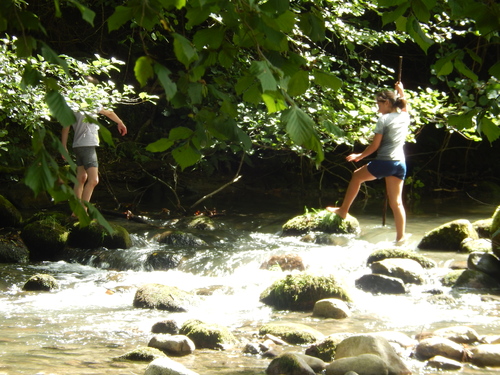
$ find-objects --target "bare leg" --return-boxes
[385,175,406,242]
[326,164,376,218]
[74,166,88,200]
[81,166,99,203]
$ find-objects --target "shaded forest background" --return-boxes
[1,0,499,218]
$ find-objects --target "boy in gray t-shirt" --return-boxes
[61,109,127,213]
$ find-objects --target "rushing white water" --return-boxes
[0,199,499,375]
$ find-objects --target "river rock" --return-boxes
[260,273,352,311]
[473,218,492,238]
[492,206,500,237]
[154,230,207,247]
[355,274,406,294]
[179,319,237,349]
[467,252,500,279]
[414,336,464,361]
[67,221,131,249]
[152,320,180,334]
[0,230,29,263]
[20,219,68,261]
[305,333,351,362]
[148,334,195,355]
[22,273,59,291]
[366,248,436,269]
[326,353,389,375]
[333,334,411,375]
[469,344,500,367]
[433,326,480,344]
[282,209,360,236]
[0,194,23,228]
[418,219,479,251]
[116,346,166,361]
[266,352,316,375]
[145,251,183,271]
[312,298,351,319]
[452,269,500,290]
[461,238,492,253]
[260,254,306,271]
[144,357,199,375]
[425,355,462,370]
[133,283,197,311]
[369,258,425,285]
[259,322,324,345]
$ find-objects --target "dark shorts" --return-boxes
[73,146,98,169]
[367,160,406,180]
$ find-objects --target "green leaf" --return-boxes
[382,3,410,26]
[21,64,43,88]
[287,70,309,97]
[454,58,478,81]
[14,35,37,57]
[172,142,201,170]
[154,63,177,100]
[434,54,456,76]
[489,61,500,80]
[134,56,154,87]
[411,0,431,23]
[313,70,342,91]
[158,0,186,10]
[173,33,198,69]
[107,6,134,32]
[41,43,69,75]
[479,117,500,144]
[67,0,96,26]
[86,204,114,234]
[262,91,287,113]
[448,110,477,131]
[250,61,277,92]
[282,106,324,163]
[46,90,76,126]
[170,126,193,140]
[298,12,325,42]
[146,138,175,152]
[193,27,225,50]
[407,16,434,53]
[24,149,58,196]
[98,123,114,147]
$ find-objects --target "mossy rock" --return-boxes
[133,283,197,312]
[115,347,166,362]
[0,194,23,228]
[366,247,436,269]
[0,230,29,263]
[492,206,500,236]
[282,210,360,236]
[259,273,352,311]
[266,353,319,375]
[305,334,350,362]
[183,216,217,231]
[154,230,207,247]
[67,221,131,249]
[418,219,479,251]
[23,274,59,291]
[452,269,500,291]
[259,322,324,345]
[20,219,69,261]
[179,319,237,349]
[473,218,492,239]
[441,269,465,287]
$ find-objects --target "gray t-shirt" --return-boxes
[72,112,100,148]
[374,111,410,161]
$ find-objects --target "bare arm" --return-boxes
[61,126,70,160]
[346,133,383,162]
[395,81,407,112]
[99,109,127,136]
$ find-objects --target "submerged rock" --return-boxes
[259,322,324,345]
[260,254,306,271]
[282,209,360,236]
[115,346,166,362]
[418,219,478,251]
[133,283,197,312]
[260,273,352,311]
[355,274,406,294]
[154,230,207,247]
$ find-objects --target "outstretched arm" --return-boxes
[99,109,127,136]
[346,133,383,162]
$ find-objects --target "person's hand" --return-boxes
[117,122,127,136]
[346,153,362,162]
[395,81,404,95]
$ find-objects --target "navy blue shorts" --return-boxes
[367,160,406,180]
[74,146,98,169]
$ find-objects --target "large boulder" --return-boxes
[259,322,324,345]
[22,274,59,291]
[0,230,29,263]
[451,269,500,290]
[492,206,500,257]
[332,334,411,375]
[133,283,197,311]
[414,336,465,361]
[467,252,500,279]
[0,194,23,228]
[418,219,479,251]
[67,221,131,249]
[260,273,352,311]
[179,319,237,349]
[326,353,389,375]
[282,210,360,236]
[469,344,500,367]
[433,326,480,345]
[20,219,69,261]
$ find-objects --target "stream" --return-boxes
[0,196,499,375]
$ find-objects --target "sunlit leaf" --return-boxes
[172,142,201,170]
[479,117,500,144]
[287,70,309,97]
[146,138,175,152]
[173,33,198,69]
[46,90,76,126]
[134,56,154,87]
[107,6,134,32]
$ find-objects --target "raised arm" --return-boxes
[394,81,407,112]
[99,109,127,136]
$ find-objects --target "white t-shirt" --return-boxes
[374,111,410,161]
[72,112,100,148]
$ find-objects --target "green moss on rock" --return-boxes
[115,347,166,362]
[259,322,324,345]
[282,210,360,236]
[260,273,352,311]
[418,219,479,251]
[67,221,131,249]
[179,319,237,349]
[20,219,68,261]
[23,274,59,291]
[367,248,436,269]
